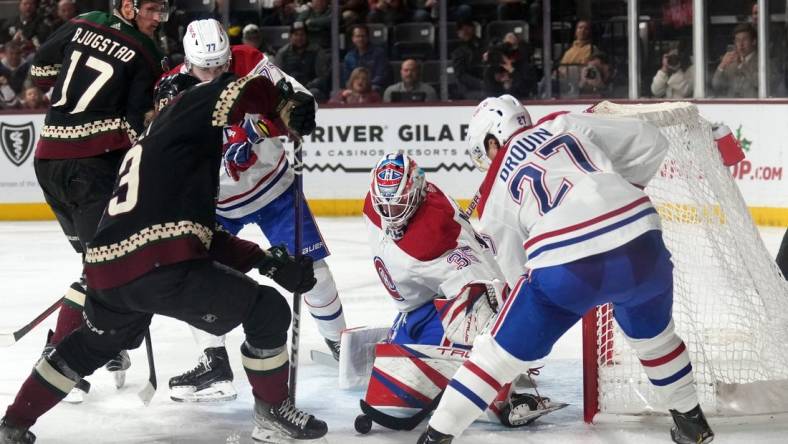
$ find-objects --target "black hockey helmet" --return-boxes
[154,73,199,111]
[114,0,170,22]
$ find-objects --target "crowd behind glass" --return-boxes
[0,0,784,109]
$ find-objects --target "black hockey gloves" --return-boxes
[258,245,317,293]
[275,79,316,137]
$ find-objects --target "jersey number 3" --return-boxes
[108,144,142,216]
[509,134,598,215]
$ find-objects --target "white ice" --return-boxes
[1,219,786,443]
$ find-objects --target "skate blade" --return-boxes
[251,425,328,444]
[507,402,569,426]
[113,370,126,389]
[169,381,237,403]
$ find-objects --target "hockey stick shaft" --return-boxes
[0,297,63,347]
[288,137,304,402]
[359,391,443,431]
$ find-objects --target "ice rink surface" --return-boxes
[0,219,786,443]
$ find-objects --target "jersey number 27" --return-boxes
[508,133,598,215]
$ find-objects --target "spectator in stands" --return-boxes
[559,19,595,65]
[330,66,382,104]
[20,85,48,109]
[49,0,77,30]
[0,41,30,97]
[297,0,331,48]
[577,51,619,97]
[368,0,415,26]
[0,0,52,48]
[712,23,758,98]
[483,32,536,99]
[383,59,437,102]
[0,75,20,109]
[452,19,485,100]
[651,44,694,98]
[261,0,298,27]
[341,0,369,29]
[275,21,330,102]
[242,24,276,57]
[342,24,390,93]
[410,0,471,22]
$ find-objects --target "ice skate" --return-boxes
[0,417,35,444]
[169,347,237,402]
[498,392,568,427]
[62,378,90,404]
[416,426,453,444]
[105,350,131,389]
[669,404,714,444]
[252,397,327,443]
[324,338,340,361]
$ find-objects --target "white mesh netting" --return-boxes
[589,101,788,416]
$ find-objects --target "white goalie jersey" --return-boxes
[477,112,669,279]
[214,54,314,219]
[363,183,506,313]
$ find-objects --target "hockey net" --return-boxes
[582,101,788,422]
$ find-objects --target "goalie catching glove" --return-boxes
[258,245,317,293]
[434,280,506,346]
[275,79,316,137]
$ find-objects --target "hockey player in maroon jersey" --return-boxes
[0,55,327,444]
[28,0,168,400]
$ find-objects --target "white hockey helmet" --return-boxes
[370,152,426,237]
[183,19,231,69]
[467,94,532,171]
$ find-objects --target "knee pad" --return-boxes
[244,286,292,349]
[52,331,115,378]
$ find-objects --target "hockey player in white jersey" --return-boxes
[418,98,714,444]
[360,152,564,430]
[167,19,347,403]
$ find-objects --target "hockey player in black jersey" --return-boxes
[29,0,167,401]
[0,68,325,443]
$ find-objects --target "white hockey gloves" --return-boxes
[435,280,506,346]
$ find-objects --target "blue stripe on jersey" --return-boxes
[310,307,343,321]
[370,369,427,408]
[528,207,658,260]
[218,161,289,212]
[447,379,488,411]
[649,363,693,387]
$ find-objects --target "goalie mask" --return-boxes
[467,94,532,171]
[183,19,232,71]
[370,153,426,239]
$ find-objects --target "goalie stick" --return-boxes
[289,137,305,402]
[358,391,443,431]
[0,297,63,347]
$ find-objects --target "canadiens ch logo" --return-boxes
[0,122,35,167]
[373,256,403,301]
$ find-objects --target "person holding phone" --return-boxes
[712,23,758,97]
[651,43,694,98]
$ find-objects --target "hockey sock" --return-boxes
[429,335,525,437]
[241,342,289,405]
[49,282,86,346]
[5,355,79,428]
[304,262,345,342]
[624,319,699,413]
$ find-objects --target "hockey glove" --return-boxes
[222,124,258,181]
[434,280,505,346]
[275,79,316,137]
[258,245,317,293]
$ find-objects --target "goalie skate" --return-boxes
[251,397,328,443]
[169,347,237,402]
[498,392,568,427]
[105,350,131,389]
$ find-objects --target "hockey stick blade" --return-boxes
[0,297,63,347]
[358,391,443,431]
[310,350,338,368]
[138,329,157,406]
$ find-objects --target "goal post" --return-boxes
[582,101,788,422]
